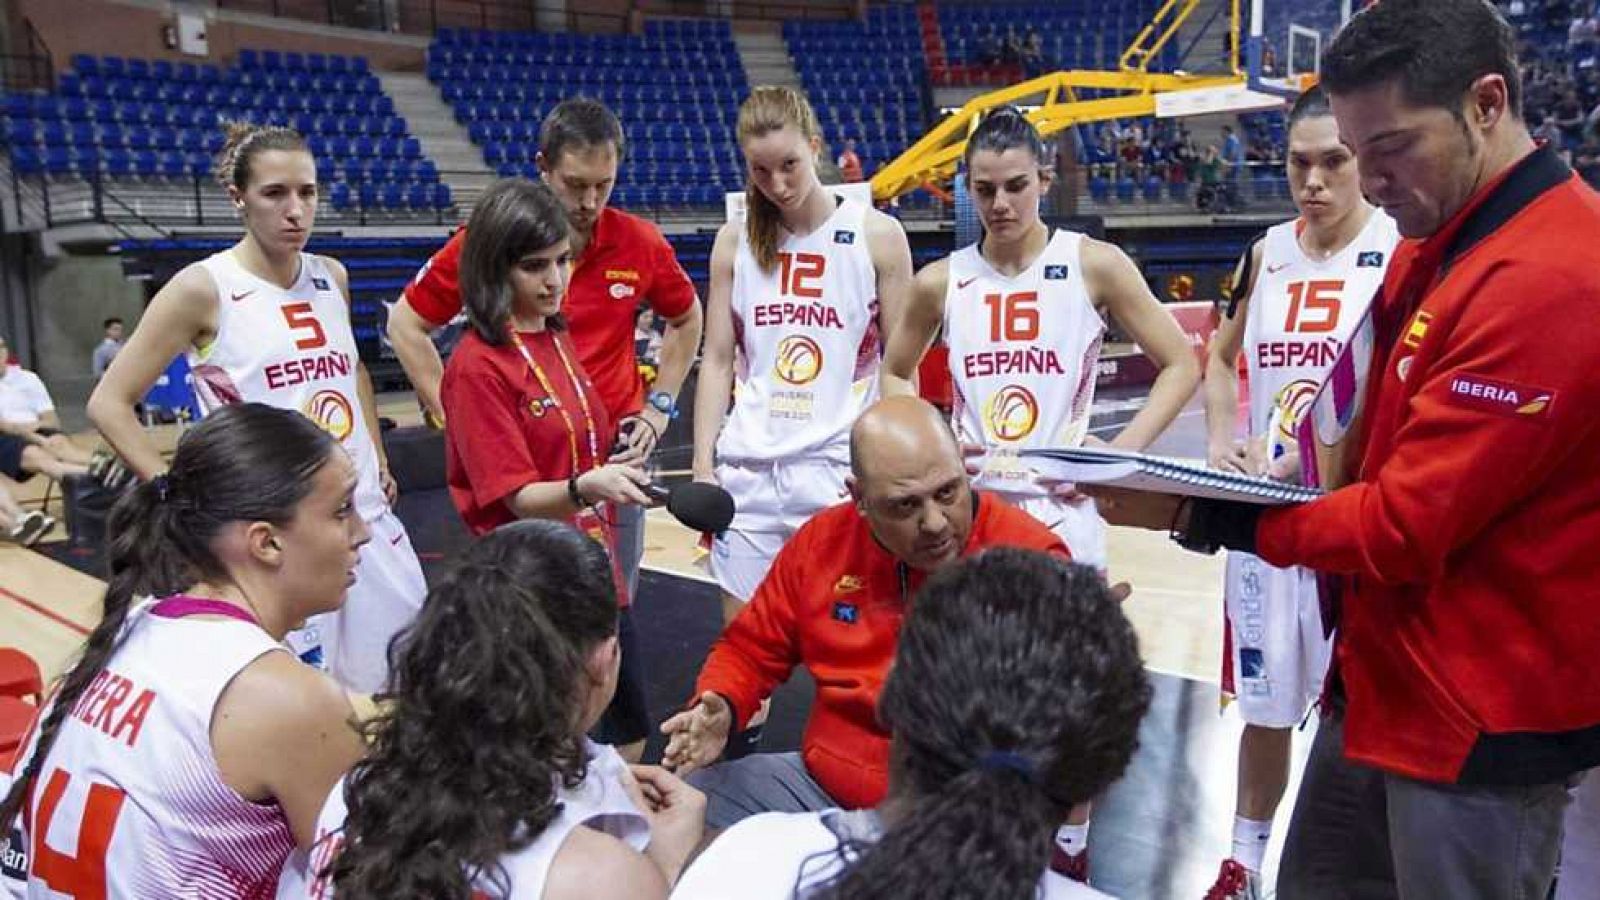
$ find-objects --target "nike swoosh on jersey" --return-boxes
[957,277,978,289]
[1266,263,1289,274]
[231,290,255,302]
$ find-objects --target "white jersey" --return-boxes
[945,230,1104,500]
[1242,211,1400,449]
[278,740,648,898]
[12,598,294,898]
[1224,210,1398,724]
[671,809,1113,900]
[717,199,881,464]
[193,251,386,522]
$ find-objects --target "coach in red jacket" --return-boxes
[1097,3,1600,898]
[659,396,1068,823]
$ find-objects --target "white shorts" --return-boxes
[1006,493,1108,571]
[305,509,428,693]
[709,457,850,602]
[1223,551,1331,728]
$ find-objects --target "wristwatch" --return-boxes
[647,390,677,418]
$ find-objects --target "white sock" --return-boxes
[1054,821,1090,856]
[1231,815,1273,873]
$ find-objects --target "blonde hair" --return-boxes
[737,86,823,273]
[214,121,308,191]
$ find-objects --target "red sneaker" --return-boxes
[1203,859,1262,900]
[1049,844,1089,883]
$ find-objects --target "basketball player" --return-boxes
[673,551,1148,900]
[277,522,704,899]
[1198,86,1398,900]
[692,87,912,687]
[88,123,427,694]
[881,106,1199,572]
[876,108,1193,879]
[0,404,368,895]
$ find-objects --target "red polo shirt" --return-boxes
[693,493,1069,808]
[404,208,698,420]
[440,326,628,603]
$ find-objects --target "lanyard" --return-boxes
[509,328,601,474]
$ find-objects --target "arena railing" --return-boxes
[0,19,55,93]
[210,0,851,37]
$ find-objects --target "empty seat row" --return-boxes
[428,46,740,68]
[329,181,451,212]
[235,49,371,73]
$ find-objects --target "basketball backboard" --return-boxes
[1246,0,1358,99]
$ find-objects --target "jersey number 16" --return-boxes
[983,291,1041,342]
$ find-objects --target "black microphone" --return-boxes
[643,481,736,533]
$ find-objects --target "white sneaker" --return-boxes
[6,510,54,547]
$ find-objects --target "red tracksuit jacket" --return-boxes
[694,493,1067,808]
[1258,144,1600,784]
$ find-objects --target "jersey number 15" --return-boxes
[1283,280,1344,334]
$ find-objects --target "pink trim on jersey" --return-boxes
[149,596,260,626]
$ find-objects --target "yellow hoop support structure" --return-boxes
[868,0,1252,202]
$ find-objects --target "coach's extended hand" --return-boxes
[659,691,733,776]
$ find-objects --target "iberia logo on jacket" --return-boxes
[1445,373,1555,419]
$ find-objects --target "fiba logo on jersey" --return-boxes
[303,389,355,442]
[774,335,824,386]
[986,385,1040,442]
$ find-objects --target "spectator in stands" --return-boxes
[1221,124,1245,198]
[671,550,1150,900]
[1001,25,1023,66]
[1021,28,1046,79]
[837,137,865,183]
[0,330,96,479]
[1569,7,1598,49]
[0,473,51,547]
[1576,137,1600,186]
[975,26,1001,66]
[91,316,124,378]
[1555,89,1587,145]
[1196,144,1225,211]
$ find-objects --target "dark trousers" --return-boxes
[1278,712,1574,900]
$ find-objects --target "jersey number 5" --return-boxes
[983,291,1041,342]
[1283,280,1344,334]
[777,252,826,299]
[30,768,127,900]
[281,302,329,350]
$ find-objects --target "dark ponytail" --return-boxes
[0,403,337,829]
[808,549,1152,900]
[964,105,1052,170]
[329,520,619,899]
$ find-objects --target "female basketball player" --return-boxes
[1198,86,1398,900]
[440,177,656,763]
[671,549,1150,899]
[87,123,426,694]
[881,107,1200,572]
[279,521,705,899]
[692,86,914,623]
[0,404,368,895]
